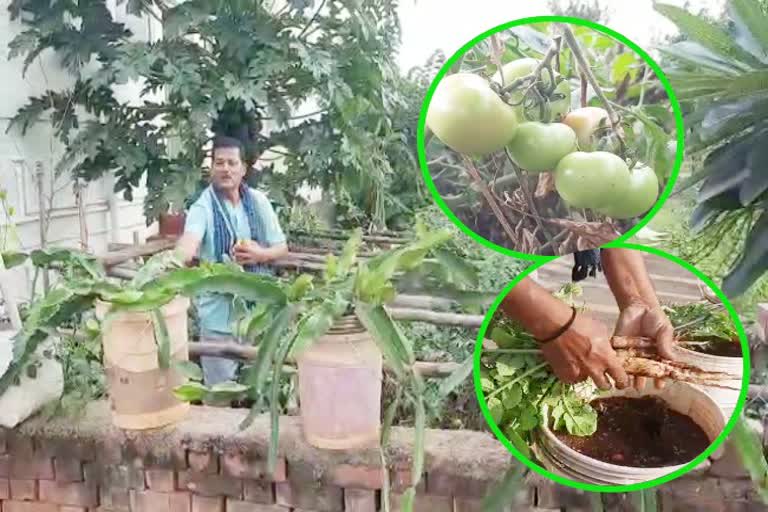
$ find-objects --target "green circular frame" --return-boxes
[472,242,751,493]
[417,16,685,262]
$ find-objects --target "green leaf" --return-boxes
[411,395,425,487]
[208,381,249,400]
[438,355,473,397]
[151,310,171,370]
[183,273,286,305]
[496,355,525,377]
[338,228,363,277]
[502,384,522,409]
[611,52,639,83]
[481,465,526,512]
[287,274,314,301]
[173,382,208,402]
[355,303,413,379]
[654,4,761,68]
[290,294,347,357]
[488,397,504,425]
[0,251,27,269]
[730,0,768,59]
[433,249,478,287]
[730,417,768,502]
[518,405,538,431]
[173,360,203,382]
[630,489,658,512]
[723,211,768,296]
[247,304,298,397]
[324,254,339,282]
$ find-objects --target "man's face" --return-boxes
[211,146,245,190]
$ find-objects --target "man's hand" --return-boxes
[614,302,675,390]
[541,313,629,390]
[232,240,271,265]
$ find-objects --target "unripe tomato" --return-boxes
[596,165,659,219]
[426,73,519,156]
[562,107,610,149]
[554,151,630,209]
[506,122,577,173]
[496,58,572,121]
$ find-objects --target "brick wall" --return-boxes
[0,401,763,512]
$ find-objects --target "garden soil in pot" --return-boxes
[553,396,710,467]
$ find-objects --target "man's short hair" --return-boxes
[212,136,244,161]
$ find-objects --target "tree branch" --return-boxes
[298,0,328,39]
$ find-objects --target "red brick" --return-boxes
[146,469,176,492]
[0,454,9,477]
[0,477,9,499]
[2,502,57,512]
[59,507,88,512]
[226,500,283,512]
[192,495,224,512]
[130,489,190,512]
[659,477,724,512]
[38,480,98,506]
[54,458,83,482]
[344,488,376,512]
[389,492,453,512]
[9,480,36,501]
[6,436,32,458]
[718,479,751,500]
[332,465,384,490]
[243,479,273,503]
[9,453,54,480]
[389,468,425,494]
[84,463,144,489]
[221,452,285,482]
[99,487,130,511]
[535,481,591,509]
[274,481,291,507]
[283,463,343,512]
[188,451,218,474]
[427,472,488,499]
[171,491,192,512]
[177,471,242,498]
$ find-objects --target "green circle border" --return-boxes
[417,16,685,262]
[472,242,751,493]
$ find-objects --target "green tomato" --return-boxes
[554,151,630,209]
[506,122,577,173]
[596,165,659,219]
[496,58,572,122]
[426,73,519,156]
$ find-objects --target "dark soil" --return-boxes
[686,338,743,358]
[553,396,710,467]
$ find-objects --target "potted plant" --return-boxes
[0,248,282,430]
[173,225,478,506]
[480,295,739,486]
[156,168,201,238]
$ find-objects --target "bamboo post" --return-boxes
[35,161,49,292]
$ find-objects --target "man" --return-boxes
[500,248,676,391]
[175,136,289,386]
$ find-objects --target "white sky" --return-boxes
[397,0,725,72]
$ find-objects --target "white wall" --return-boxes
[0,0,163,303]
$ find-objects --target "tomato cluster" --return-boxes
[425,58,661,220]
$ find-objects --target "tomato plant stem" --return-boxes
[460,155,520,246]
[558,23,627,154]
[504,149,558,254]
[500,36,562,94]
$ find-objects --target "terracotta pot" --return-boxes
[297,314,382,449]
[159,212,186,237]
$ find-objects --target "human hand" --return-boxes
[614,302,676,390]
[232,239,269,265]
[541,313,629,390]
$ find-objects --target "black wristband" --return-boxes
[536,306,577,343]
